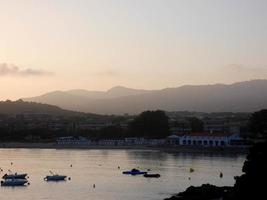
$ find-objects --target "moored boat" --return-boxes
[44,171,67,181]
[144,173,161,178]
[1,178,28,186]
[2,173,28,180]
[44,175,67,181]
[122,168,147,175]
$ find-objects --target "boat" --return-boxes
[143,173,161,178]
[1,178,28,186]
[44,171,67,181]
[2,172,28,180]
[44,175,67,181]
[122,168,147,175]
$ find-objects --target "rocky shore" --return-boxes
[164,184,233,200]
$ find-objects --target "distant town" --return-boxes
[0,101,254,150]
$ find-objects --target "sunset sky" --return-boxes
[0,0,267,100]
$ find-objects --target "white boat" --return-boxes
[1,179,28,186]
[44,171,67,181]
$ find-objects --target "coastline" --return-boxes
[0,142,249,154]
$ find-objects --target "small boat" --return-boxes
[143,173,161,178]
[1,178,28,186]
[44,171,67,181]
[122,168,147,175]
[2,172,28,180]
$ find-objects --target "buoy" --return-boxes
[70,164,72,167]
[11,162,13,165]
[190,168,194,173]
[93,184,96,188]
[188,177,191,180]
[118,166,120,169]
[220,172,223,178]
[68,177,71,180]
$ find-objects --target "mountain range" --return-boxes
[23,80,267,114]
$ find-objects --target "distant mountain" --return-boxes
[0,99,89,116]
[66,86,151,99]
[23,80,267,114]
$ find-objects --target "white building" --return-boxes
[98,139,125,146]
[167,133,241,147]
[57,136,91,146]
[166,134,180,145]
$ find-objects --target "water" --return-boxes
[0,148,246,200]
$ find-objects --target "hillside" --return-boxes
[23,80,267,114]
[0,99,89,116]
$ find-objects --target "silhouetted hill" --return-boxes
[23,80,267,114]
[0,99,89,116]
[66,86,150,99]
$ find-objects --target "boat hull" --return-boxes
[44,175,67,181]
[144,174,161,178]
[122,171,147,175]
[1,179,28,186]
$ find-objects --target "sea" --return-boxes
[0,148,246,200]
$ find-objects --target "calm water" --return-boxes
[0,149,245,200]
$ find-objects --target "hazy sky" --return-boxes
[0,0,267,100]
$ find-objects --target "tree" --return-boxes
[186,117,204,132]
[249,109,267,138]
[129,110,169,138]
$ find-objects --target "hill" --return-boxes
[23,80,267,114]
[0,99,90,116]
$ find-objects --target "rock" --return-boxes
[164,184,233,200]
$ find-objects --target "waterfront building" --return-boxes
[166,134,180,145]
[57,136,91,146]
[167,132,242,147]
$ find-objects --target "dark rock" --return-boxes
[164,184,233,200]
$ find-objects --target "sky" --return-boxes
[0,0,267,100]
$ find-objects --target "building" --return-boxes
[179,133,240,147]
[167,132,241,147]
[166,134,180,145]
[57,136,91,146]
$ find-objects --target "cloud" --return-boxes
[0,63,53,77]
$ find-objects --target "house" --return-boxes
[178,132,240,147]
[57,136,91,146]
[166,132,242,147]
[166,134,180,145]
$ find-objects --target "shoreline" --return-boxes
[0,142,249,154]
